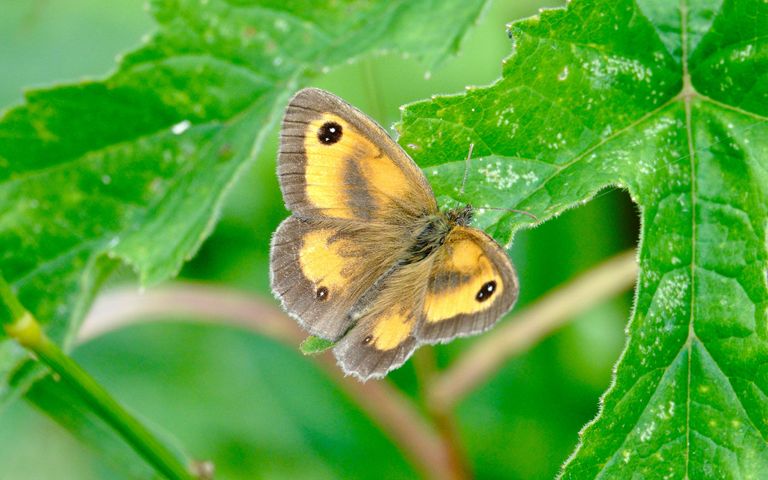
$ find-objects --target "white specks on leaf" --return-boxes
[171,120,191,135]
[558,66,569,80]
[101,175,112,185]
[657,271,688,313]
[639,420,656,442]
[642,268,660,288]
[548,132,567,150]
[656,400,675,420]
[730,44,754,62]
[643,116,676,137]
[478,160,518,189]
[638,159,656,175]
[583,55,652,86]
[495,106,517,132]
[613,149,630,164]
[522,171,539,185]
[646,270,689,334]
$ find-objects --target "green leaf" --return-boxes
[0,0,489,403]
[24,375,185,480]
[399,0,768,477]
[300,336,336,355]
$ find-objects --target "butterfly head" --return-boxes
[446,204,474,227]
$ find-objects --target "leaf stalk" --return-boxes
[0,276,194,480]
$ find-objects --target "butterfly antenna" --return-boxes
[459,143,474,197]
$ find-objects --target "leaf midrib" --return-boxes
[566,0,768,476]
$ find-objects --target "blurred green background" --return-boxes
[0,0,639,478]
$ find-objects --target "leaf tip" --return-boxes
[299,336,335,355]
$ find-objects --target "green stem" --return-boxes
[0,277,193,480]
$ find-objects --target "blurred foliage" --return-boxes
[0,0,492,404]
[0,0,640,479]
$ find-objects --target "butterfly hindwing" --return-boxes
[278,88,437,222]
[416,226,519,343]
[270,216,402,341]
[333,261,432,380]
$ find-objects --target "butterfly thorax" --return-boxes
[404,205,473,265]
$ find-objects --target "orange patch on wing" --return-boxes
[303,114,355,219]
[424,239,504,323]
[358,152,412,209]
[299,229,352,294]
[303,113,412,219]
[372,308,415,350]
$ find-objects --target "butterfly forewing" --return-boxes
[278,88,437,223]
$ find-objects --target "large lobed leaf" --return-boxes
[0,0,487,402]
[400,0,768,477]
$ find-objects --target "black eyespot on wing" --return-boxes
[316,286,329,301]
[475,280,496,302]
[318,121,343,144]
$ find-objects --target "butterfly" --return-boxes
[270,88,519,381]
